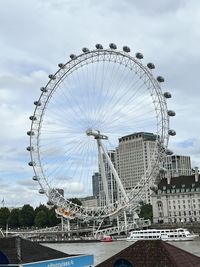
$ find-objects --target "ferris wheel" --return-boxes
[27,43,176,219]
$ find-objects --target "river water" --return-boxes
[44,239,200,266]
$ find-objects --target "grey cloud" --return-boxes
[0,0,199,207]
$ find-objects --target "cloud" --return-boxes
[0,0,200,207]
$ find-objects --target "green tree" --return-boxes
[8,208,20,228]
[19,204,34,227]
[48,207,60,227]
[0,207,10,229]
[35,204,49,216]
[35,210,49,227]
[139,204,153,221]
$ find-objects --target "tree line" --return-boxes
[0,204,60,229]
[0,201,153,230]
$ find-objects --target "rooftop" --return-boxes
[0,236,74,264]
[96,240,200,267]
[158,175,200,190]
[119,132,157,142]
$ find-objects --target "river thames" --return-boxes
[45,239,200,266]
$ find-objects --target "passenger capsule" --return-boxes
[49,74,56,80]
[58,63,65,68]
[163,92,172,98]
[47,200,54,206]
[147,63,155,69]
[167,110,176,116]
[32,176,38,181]
[166,149,173,155]
[28,161,36,166]
[168,129,176,136]
[27,131,34,136]
[69,54,76,59]
[40,87,48,93]
[39,188,45,194]
[123,46,131,53]
[95,44,103,49]
[109,43,117,49]
[29,115,37,121]
[26,146,34,151]
[82,47,90,53]
[157,76,165,82]
[34,101,41,106]
[135,52,143,59]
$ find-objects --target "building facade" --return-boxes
[98,150,118,207]
[79,196,98,207]
[92,172,100,198]
[164,155,192,177]
[116,132,158,203]
[152,174,200,223]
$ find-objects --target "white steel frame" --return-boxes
[28,46,171,219]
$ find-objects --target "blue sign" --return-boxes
[22,255,94,267]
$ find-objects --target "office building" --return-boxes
[92,172,100,197]
[116,132,158,203]
[98,150,118,207]
[164,155,192,177]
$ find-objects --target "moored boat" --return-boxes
[100,235,113,242]
[127,228,199,242]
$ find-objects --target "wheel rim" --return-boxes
[28,47,170,219]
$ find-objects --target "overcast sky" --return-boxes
[0,0,200,207]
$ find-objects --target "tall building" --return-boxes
[164,155,192,177]
[92,172,100,197]
[116,132,158,203]
[98,150,118,207]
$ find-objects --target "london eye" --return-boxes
[27,43,175,219]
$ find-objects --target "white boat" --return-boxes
[126,228,199,242]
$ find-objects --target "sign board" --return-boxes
[22,255,94,267]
